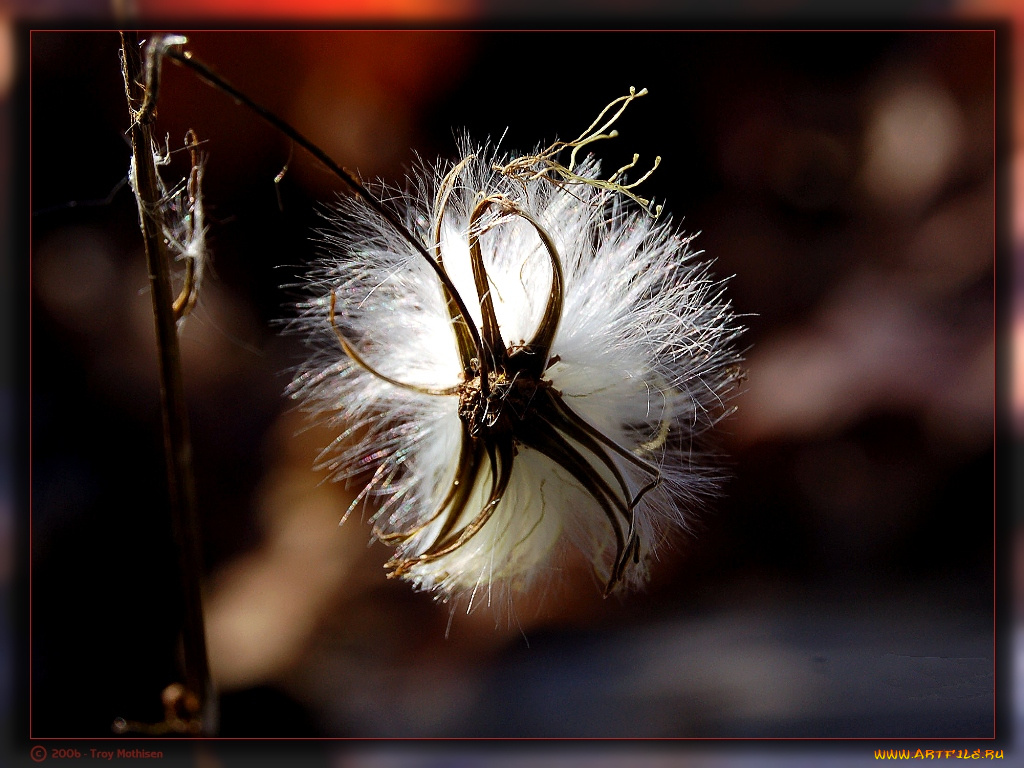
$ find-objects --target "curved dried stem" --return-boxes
[375,423,483,545]
[390,437,515,572]
[466,197,511,381]
[329,293,460,397]
[505,206,565,377]
[431,155,478,370]
[151,35,485,366]
[516,423,631,595]
[171,130,205,322]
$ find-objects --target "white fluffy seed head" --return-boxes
[288,135,744,613]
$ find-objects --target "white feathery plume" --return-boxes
[288,88,744,610]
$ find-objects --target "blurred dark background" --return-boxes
[29,30,994,739]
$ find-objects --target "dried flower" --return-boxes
[289,90,744,610]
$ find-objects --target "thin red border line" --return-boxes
[24,28,999,745]
[992,24,998,742]
[24,24,995,745]
[28,27,34,742]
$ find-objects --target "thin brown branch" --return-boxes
[119,30,214,735]
[154,37,486,368]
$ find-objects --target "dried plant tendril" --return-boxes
[493,87,664,218]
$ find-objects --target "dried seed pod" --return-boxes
[288,92,745,611]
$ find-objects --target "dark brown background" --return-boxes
[29,30,995,740]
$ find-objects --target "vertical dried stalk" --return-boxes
[119,31,213,734]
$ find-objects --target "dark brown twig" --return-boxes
[118,30,214,735]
